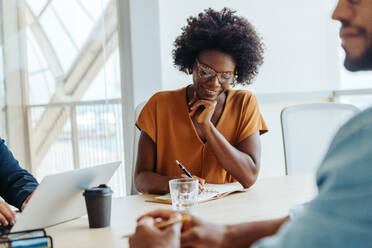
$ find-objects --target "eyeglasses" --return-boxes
[195,59,236,86]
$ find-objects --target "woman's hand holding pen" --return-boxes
[180,174,206,191]
[176,160,205,191]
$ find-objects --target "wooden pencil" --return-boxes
[121,215,191,239]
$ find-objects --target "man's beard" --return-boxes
[344,46,372,72]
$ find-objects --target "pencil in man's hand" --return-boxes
[154,214,191,229]
[121,215,192,239]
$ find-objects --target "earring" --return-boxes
[232,75,238,87]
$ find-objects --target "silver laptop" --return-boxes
[11,161,120,232]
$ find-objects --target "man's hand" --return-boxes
[130,210,182,248]
[0,200,16,226]
[181,215,228,248]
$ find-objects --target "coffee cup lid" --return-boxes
[83,184,113,197]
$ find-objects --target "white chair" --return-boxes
[281,103,360,175]
[129,101,146,195]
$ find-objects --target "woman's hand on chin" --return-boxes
[189,90,216,126]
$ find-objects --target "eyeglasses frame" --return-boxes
[195,58,237,86]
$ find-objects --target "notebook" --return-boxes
[146,182,244,204]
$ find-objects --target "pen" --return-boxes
[175,160,192,178]
[121,215,191,239]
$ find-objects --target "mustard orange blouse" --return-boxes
[136,87,268,184]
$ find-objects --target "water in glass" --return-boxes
[169,178,198,213]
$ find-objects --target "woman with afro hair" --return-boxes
[134,8,267,194]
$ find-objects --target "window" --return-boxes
[2,0,125,196]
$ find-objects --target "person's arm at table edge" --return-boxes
[0,138,38,210]
[201,122,261,188]
[134,132,177,194]
[222,216,289,248]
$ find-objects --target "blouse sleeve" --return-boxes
[135,94,158,143]
[236,94,268,144]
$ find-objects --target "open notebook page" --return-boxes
[154,182,244,203]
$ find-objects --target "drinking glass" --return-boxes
[169,178,198,213]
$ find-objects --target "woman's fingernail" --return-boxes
[4,221,8,226]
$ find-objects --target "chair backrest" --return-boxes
[129,101,146,195]
[281,103,360,175]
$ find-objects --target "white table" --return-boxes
[47,173,317,248]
